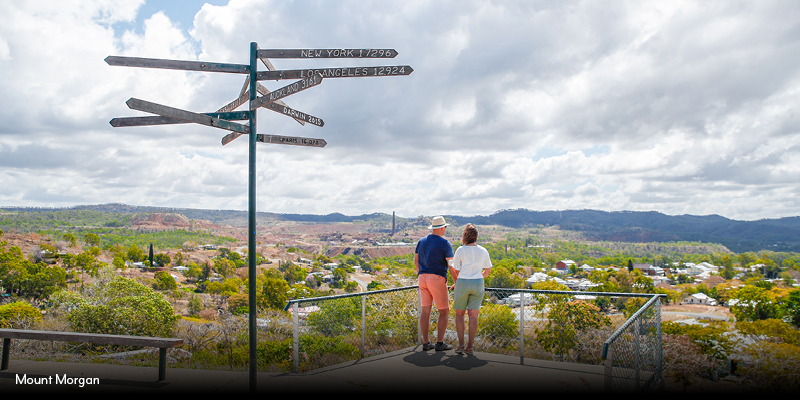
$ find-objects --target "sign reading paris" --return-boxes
[257,134,326,148]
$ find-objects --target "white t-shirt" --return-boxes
[452,244,492,280]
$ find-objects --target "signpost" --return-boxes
[107,43,412,393]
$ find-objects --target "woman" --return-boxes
[449,223,492,354]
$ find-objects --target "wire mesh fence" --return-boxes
[284,286,419,372]
[601,294,664,392]
[284,286,663,392]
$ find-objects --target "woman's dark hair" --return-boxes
[461,223,478,245]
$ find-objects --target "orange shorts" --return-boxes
[418,274,449,310]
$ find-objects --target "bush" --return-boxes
[478,303,518,345]
[153,271,177,291]
[739,342,800,392]
[535,300,611,358]
[662,321,733,362]
[66,276,179,337]
[0,301,42,328]
[736,319,800,346]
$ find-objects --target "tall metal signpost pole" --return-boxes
[107,42,412,392]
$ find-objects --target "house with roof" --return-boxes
[687,263,714,276]
[556,260,576,269]
[633,263,666,276]
[683,292,718,306]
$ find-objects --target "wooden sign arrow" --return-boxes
[110,111,249,127]
[249,73,323,110]
[257,65,414,81]
[258,49,398,59]
[220,79,325,146]
[257,134,326,148]
[261,103,324,127]
[106,56,249,74]
[126,98,250,134]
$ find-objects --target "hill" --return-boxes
[445,209,800,253]
[2,204,799,253]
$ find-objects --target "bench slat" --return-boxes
[0,329,183,348]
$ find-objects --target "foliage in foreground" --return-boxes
[52,275,179,338]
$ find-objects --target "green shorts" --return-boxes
[453,278,485,310]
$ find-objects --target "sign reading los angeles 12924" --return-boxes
[257,65,413,81]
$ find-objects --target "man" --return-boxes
[415,215,455,351]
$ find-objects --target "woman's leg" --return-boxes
[467,309,479,349]
[455,309,466,346]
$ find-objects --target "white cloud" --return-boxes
[1,0,800,221]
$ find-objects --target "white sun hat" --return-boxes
[428,216,450,229]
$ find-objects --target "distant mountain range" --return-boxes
[3,204,799,253]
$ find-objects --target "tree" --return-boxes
[63,233,77,248]
[535,300,612,359]
[154,253,171,268]
[260,276,290,310]
[784,289,800,329]
[66,276,179,337]
[126,244,144,262]
[83,233,101,248]
[148,243,154,269]
[486,265,524,288]
[153,271,177,291]
[214,258,235,278]
[729,285,782,321]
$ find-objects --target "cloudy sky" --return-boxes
[1,0,800,221]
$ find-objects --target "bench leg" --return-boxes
[158,348,166,381]
[2,338,9,370]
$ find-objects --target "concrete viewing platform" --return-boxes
[0,345,608,394]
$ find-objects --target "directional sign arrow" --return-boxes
[110,111,250,127]
[249,73,323,110]
[257,134,326,148]
[261,103,324,127]
[106,56,249,74]
[220,81,325,146]
[126,98,250,134]
[257,65,414,81]
[257,49,398,59]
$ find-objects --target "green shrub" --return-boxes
[67,276,179,337]
[0,301,42,328]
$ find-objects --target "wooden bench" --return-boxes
[0,329,184,381]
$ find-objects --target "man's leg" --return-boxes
[437,307,449,343]
[420,305,432,344]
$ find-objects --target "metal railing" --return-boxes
[283,286,664,392]
[283,286,419,373]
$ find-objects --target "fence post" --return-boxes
[292,302,299,373]
[519,294,525,364]
[361,295,366,359]
[417,288,422,345]
[604,347,613,392]
[635,316,641,390]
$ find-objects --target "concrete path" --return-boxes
[0,346,605,394]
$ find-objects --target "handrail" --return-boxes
[283,285,418,311]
